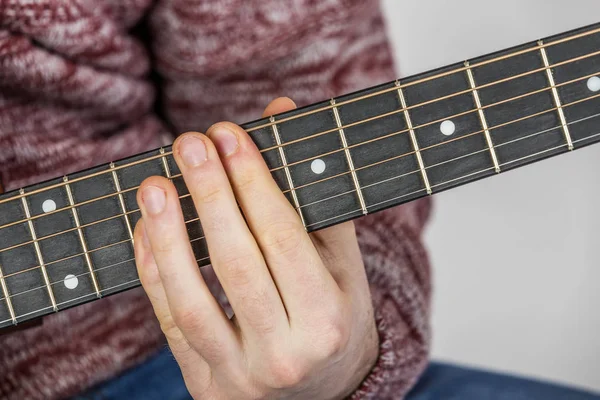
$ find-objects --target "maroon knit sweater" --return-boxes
[0,1,432,399]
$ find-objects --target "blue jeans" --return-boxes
[74,347,600,400]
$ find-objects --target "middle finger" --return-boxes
[173,131,289,341]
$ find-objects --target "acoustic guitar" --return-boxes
[0,22,599,331]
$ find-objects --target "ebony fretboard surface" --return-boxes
[1,22,600,329]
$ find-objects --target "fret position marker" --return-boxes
[64,274,79,290]
[42,199,57,213]
[64,176,101,298]
[464,61,501,173]
[538,40,574,151]
[331,99,369,215]
[440,120,456,136]
[20,189,58,312]
[270,116,307,228]
[395,82,433,195]
[311,159,326,175]
[588,76,600,92]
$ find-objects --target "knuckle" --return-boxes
[260,221,305,259]
[317,319,349,358]
[173,307,204,335]
[159,314,184,344]
[137,258,161,287]
[312,300,350,358]
[264,354,309,389]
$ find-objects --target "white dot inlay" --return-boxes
[42,199,57,213]
[64,274,79,290]
[440,120,456,136]
[587,76,600,92]
[311,159,326,174]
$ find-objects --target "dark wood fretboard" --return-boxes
[1,22,600,330]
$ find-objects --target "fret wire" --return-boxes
[19,189,58,312]
[160,147,172,179]
[63,176,101,298]
[0,263,16,324]
[110,162,135,243]
[464,61,501,173]
[538,40,575,151]
[331,99,368,215]
[0,108,600,298]
[1,46,599,212]
[270,116,307,228]
[246,26,600,133]
[395,81,433,194]
[1,88,599,261]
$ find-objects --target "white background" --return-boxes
[381,0,600,392]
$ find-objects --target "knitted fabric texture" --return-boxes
[0,1,432,398]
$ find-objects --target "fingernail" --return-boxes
[211,126,239,156]
[180,135,208,167]
[142,186,166,216]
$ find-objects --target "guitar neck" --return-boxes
[1,22,599,330]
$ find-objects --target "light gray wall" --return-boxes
[381,0,600,392]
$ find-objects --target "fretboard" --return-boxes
[1,22,600,330]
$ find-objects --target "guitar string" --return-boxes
[0,64,598,238]
[2,110,600,308]
[4,128,600,323]
[0,27,598,208]
[0,87,599,259]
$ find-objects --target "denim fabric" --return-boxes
[74,347,600,400]
[406,363,599,400]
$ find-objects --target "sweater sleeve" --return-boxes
[350,200,433,399]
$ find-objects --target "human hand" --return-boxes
[134,98,378,399]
